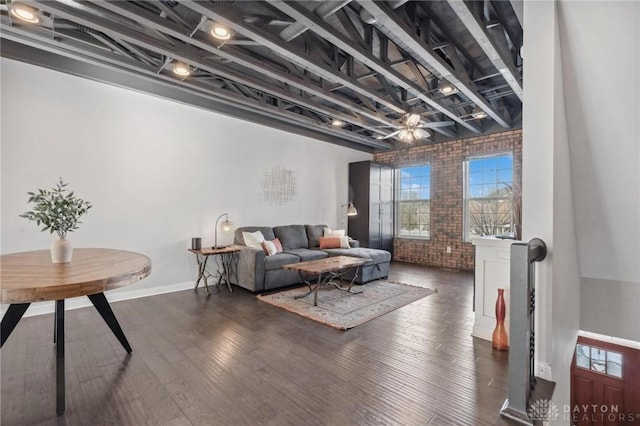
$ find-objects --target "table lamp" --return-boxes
[213,213,234,249]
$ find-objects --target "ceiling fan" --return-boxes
[379,113,455,143]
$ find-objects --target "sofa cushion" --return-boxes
[283,248,328,262]
[323,247,391,264]
[305,224,327,248]
[273,225,309,250]
[264,253,300,271]
[234,226,275,245]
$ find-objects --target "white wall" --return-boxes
[557,1,640,342]
[0,58,371,311]
[524,1,640,421]
[523,0,582,419]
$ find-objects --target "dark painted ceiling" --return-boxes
[1,1,523,152]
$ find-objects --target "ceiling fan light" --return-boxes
[398,129,415,143]
[172,62,191,76]
[10,3,41,23]
[211,23,231,40]
[405,113,421,127]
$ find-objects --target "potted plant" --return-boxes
[20,178,92,263]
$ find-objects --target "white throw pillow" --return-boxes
[323,227,346,237]
[243,231,265,249]
[339,236,350,248]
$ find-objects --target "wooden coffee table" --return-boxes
[282,255,369,306]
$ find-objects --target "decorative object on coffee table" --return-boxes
[19,178,92,263]
[492,288,509,351]
[213,212,234,249]
[257,280,436,330]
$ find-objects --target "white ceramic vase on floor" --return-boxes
[51,236,73,263]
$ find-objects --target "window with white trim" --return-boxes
[396,164,431,238]
[464,154,514,241]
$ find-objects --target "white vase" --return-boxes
[51,236,73,263]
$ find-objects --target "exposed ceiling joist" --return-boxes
[63,1,396,134]
[279,0,351,42]
[268,0,481,134]
[356,0,512,128]
[1,0,523,150]
[180,0,407,115]
[22,1,390,148]
[0,27,388,151]
[446,0,523,101]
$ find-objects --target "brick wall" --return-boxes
[373,129,522,270]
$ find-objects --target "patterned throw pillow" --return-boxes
[261,238,283,256]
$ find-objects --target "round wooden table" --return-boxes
[0,248,152,414]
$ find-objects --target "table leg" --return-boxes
[195,254,212,295]
[54,301,58,343]
[87,293,132,353]
[55,299,65,415]
[0,303,31,348]
[314,272,323,306]
[221,253,233,293]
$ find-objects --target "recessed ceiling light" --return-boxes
[471,107,488,119]
[10,3,41,24]
[211,23,231,40]
[375,135,385,140]
[172,62,191,76]
[331,119,344,127]
[438,80,458,96]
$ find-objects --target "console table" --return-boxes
[0,248,151,414]
[189,245,241,294]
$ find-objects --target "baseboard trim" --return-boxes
[0,281,194,318]
[536,361,553,381]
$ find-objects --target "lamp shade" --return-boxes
[347,202,358,216]
[214,213,234,248]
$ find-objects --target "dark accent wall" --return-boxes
[373,129,522,270]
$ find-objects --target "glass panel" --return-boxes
[469,184,484,198]
[591,347,606,373]
[576,344,590,369]
[606,351,623,378]
[497,169,513,184]
[469,171,483,185]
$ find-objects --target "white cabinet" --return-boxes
[472,236,518,341]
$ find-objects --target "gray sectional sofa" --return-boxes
[229,224,391,293]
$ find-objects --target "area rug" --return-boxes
[257,280,436,330]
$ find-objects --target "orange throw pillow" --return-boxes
[319,237,342,249]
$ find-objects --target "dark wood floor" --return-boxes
[1,262,513,426]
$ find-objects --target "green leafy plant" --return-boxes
[20,178,92,239]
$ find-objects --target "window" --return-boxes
[575,343,623,378]
[396,164,431,238]
[464,154,514,241]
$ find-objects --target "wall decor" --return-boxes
[259,167,296,204]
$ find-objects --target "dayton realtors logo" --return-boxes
[528,399,639,423]
[528,399,560,422]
